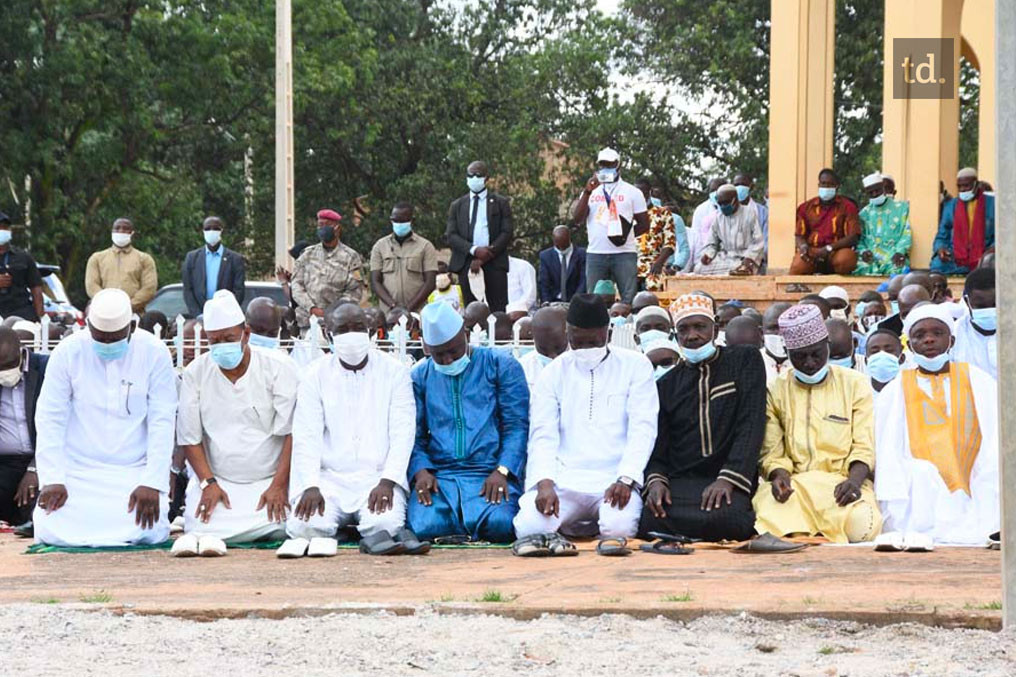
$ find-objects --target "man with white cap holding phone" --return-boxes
[854,171,911,276]
[572,147,649,305]
[33,288,178,547]
[172,290,298,557]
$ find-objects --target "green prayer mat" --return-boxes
[24,540,509,554]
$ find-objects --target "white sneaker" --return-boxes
[170,516,185,534]
[903,532,934,552]
[307,537,338,557]
[197,535,228,557]
[171,534,199,557]
[873,532,905,552]
[276,538,309,559]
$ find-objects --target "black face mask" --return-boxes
[317,225,336,243]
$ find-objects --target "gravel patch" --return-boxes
[0,605,1012,676]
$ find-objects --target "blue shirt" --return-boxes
[668,213,691,269]
[204,246,223,301]
[469,189,489,252]
[408,347,529,481]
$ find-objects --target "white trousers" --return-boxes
[513,486,643,539]
[183,475,287,544]
[286,472,406,539]
[34,465,169,547]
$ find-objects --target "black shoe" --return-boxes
[392,528,431,555]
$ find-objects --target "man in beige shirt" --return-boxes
[85,218,158,314]
[369,202,438,313]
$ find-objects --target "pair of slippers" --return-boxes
[512,533,578,557]
[171,534,228,557]
[360,528,431,555]
[874,531,934,552]
[277,537,339,558]
[639,532,698,555]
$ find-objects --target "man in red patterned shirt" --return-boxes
[790,168,861,275]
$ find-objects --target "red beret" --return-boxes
[316,209,342,222]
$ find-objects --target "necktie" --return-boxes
[470,195,479,232]
[559,252,568,300]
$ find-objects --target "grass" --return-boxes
[32,596,60,604]
[801,596,820,606]
[818,645,857,656]
[598,596,622,604]
[661,590,694,603]
[965,600,1003,611]
[477,589,516,603]
[78,590,113,604]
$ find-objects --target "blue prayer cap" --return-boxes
[421,301,464,346]
[593,279,617,295]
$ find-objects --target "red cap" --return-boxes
[316,209,342,222]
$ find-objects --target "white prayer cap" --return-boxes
[862,172,883,188]
[903,302,955,337]
[506,300,529,315]
[202,289,245,332]
[597,147,620,163]
[819,285,849,303]
[634,305,672,326]
[88,288,132,332]
[642,336,681,357]
[422,301,464,346]
[12,320,39,338]
[957,167,978,179]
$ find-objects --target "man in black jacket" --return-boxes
[0,327,47,528]
[445,161,513,312]
[181,216,246,318]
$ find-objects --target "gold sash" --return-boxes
[902,363,981,495]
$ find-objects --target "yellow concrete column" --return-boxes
[766,0,835,274]
[961,0,995,185]
[881,0,963,270]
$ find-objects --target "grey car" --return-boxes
[145,281,288,320]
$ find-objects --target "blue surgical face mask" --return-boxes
[970,306,997,332]
[829,355,854,369]
[913,351,950,372]
[210,341,245,370]
[248,332,280,350]
[650,197,663,208]
[610,316,627,327]
[818,187,837,202]
[93,336,130,362]
[516,346,534,357]
[891,300,900,316]
[654,365,674,381]
[855,301,868,320]
[536,352,554,367]
[0,230,12,246]
[735,185,750,202]
[596,167,618,184]
[434,352,470,377]
[794,364,830,385]
[869,194,888,207]
[317,225,336,243]
[708,191,718,206]
[467,176,486,193]
[392,221,412,238]
[638,329,671,351]
[719,202,736,216]
[681,341,716,364]
[959,190,976,202]
[866,351,902,384]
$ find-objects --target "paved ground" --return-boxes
[0,534,1003,628]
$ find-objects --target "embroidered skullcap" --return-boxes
[903,301,955,338]
[88,289,132,332]
[778,304,828,349]
[421,301,464,346]
[670,293,715,324]
[862,172,883,188]
[203,290,245,332]
[567,294,609,329]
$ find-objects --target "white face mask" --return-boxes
[763,333,787,359]
[332,331,371,366]
[572,345,607,368]
[112,232,132,248]
[0,366,21,388]
[830,308,849,322]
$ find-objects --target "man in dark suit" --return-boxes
[445,160,513,312]
[181,216,246,318]
[538,225,586,304]
[0,327,47,528]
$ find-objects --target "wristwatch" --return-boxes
[200,477,218,490]
[496,465,510,478]
[617,476,635,488]
[26,465,36,473]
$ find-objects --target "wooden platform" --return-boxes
[654,275,965,309]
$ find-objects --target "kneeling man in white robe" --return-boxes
[279,301,420,558]
[875,302,999,545]
[34,289,178,547]
[173,290,299,556]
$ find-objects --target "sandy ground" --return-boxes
[0,606,1012,676]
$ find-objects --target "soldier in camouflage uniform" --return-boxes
[290,209,365,329]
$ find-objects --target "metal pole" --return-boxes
[995,0,1016,630]
[274,0,295,270]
